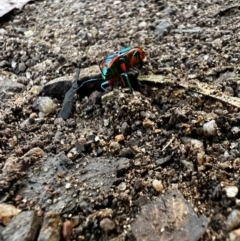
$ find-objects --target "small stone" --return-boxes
[134,179,144,192]
[24,30,34,37]
[143,118,155,129]
[76,137,87,152]
[0,60,9,67]
[63,220,73,240]
[0,28,7,35]
[118,182,127,191]
[219,161,231,170]
[38,97,57,116]
[198,165,205,172]
[23,147,45,162]
[65,183,72,190]
[115,134,124,142]
[57,55,66,64]
[2,211,41,241]
[233,158,240,170]
[30,112,38,119]
[225,186,239,198]
[16,148,24,156]
[154,129,162,134]
[0,204,21,225]
[97,147,103,156]
[99,218,116,234]
[104,119,109,127]
[121,122,130,135]
[203,120,218,136]
[37,211,61,241]
[224,86,234,96]
[20,55,28,62]
[231,127,240,136]
[30,85,42,96]
[181,138,205,152]
[119,148,134,158]
[0,76,25,94]
[137,130,142,137]
[229,228,240,241]
[3,156,21,172]
[8,136,18,147]
[138,21,148,29]
[152,179,163,192]
[156,155,172,166]
[40,77,72,98]
[18,62,27,72]
[109,141,120,154]
[83,17,93,25]
[227,209,240,231]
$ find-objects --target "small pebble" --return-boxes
[109,141,120,154]
[63,220,73,239]
[38,97,57,116]
[138,21,147,29]
[100,218,116,234]
[115,134,124,142]
[227,209,240,231]
[203,120,217,136]
[18,62,26,72]
[143,118,154,129]
[225,186,239,198]
[118,182,127,191]
[229,228,240,241]
[30,86,42,96]
[152,179,163,192]
[65,183,72,190]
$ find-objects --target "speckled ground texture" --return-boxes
[1,0,240,240]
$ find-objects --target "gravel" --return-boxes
[1,0,240,240]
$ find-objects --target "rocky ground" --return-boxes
[1,0,240,240]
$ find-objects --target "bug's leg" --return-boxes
[121,73,134,93]
[101,81,108,92]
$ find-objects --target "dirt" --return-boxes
[1,0,240,240]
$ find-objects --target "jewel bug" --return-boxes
[99,46,146,92]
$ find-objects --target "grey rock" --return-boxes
[40,77,72,99]
[37,211,61,241]
[119,147,134,158]
[121,122,131,135]
[2,211,42,241]
[132,189,208,241]
[155,155,172,166]
[18,62,27,72]
[20,55,29,62]
[0,76,25,100]
[0,60,9,67]
[227,209,240,231]
[17,154,129,212]
[100,218,116,234]
[0,76,25,93]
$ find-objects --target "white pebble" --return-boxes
[203,120,217,136]
[225,186,239,198]
[38,97,57,116]
[152,179,163,192]
[65,183,72,189]
[138,21,147,29]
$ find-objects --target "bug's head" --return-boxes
[101,66,113,79]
